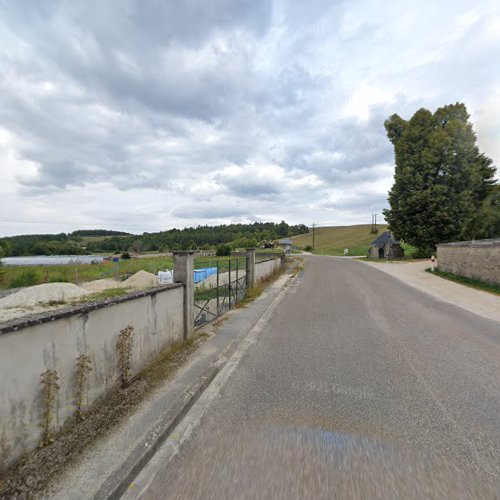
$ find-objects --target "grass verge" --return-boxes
[0,334,208,500]
[425,268,500,296]
[79,287,132,303]
[238,257,301,307]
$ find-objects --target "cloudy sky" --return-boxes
[0,0,499,236]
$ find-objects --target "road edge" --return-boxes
[99,270,299,499]
[119,270,300,499]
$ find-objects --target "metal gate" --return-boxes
[194,257,247,327]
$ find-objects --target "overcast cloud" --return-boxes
[0,0,499,235]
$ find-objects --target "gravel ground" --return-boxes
[362,259,500,322]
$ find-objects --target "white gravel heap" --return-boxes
[0,283,90,310]
[80,279,121,293]
[121,270,159,289]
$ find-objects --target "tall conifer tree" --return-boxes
[384,103,497,252]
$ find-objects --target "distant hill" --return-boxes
[291,224,388,256]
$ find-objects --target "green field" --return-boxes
[0,254,257,290]
[290,224,388,256]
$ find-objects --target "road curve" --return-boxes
[126,255,500,499]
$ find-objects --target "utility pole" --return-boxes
[371,213,378,234]
[312,222,316,249]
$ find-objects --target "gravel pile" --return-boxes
[0,283,90,309]
[0,271,161,323]
[80,279,121,293]
[120,270,159,289]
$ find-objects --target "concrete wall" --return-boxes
[0,285,184,469]
[437,239,500,285]
[255,257,282,282]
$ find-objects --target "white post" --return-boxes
[431,255,436,272]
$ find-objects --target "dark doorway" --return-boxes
[378,247,385,258]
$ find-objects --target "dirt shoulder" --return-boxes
[361,260,500,323]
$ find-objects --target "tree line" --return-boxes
[0,221,308,256]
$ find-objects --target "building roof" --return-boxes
[370,231,399,247]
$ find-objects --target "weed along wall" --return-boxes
[437,239,500,286]
[255,257,282,283]
[0,284,184,470]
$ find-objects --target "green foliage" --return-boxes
[304,245,313,251]
[32,240,85,255]
[70,229,130,237]
[462,184,500,239]
[81,288,130,302]
[426,268,500,295]
[384,103,498,252]
[117,326,134,388]
[1,222,308,256]
[182,240,198,250]
[216,243,232,256]
[40,369,60,446]
[0,233,67,256]
[75,354,93,421]
[10,269,38,288]
[121,252,131,259]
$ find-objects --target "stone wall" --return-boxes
[0,285,184,469]
[437,238,500,285]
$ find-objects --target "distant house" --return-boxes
[368,231,404,259]
[261,240,275,249]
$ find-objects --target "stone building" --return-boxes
[368,231,404,259]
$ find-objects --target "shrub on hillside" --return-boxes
[121,252,131,259]
[216,243,232,257]
[304,245,313,251]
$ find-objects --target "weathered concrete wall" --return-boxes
[255,257,282,283]
[0,285,184,469]
[437,239,500,285]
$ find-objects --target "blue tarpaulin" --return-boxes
[193,267,217,284]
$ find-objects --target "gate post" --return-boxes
[173,250,195,340]
[246,248,256,290]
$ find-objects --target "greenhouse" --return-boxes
[1,255,104,266]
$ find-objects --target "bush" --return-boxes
[216,243,232,257]
[304,245,313,252]
[121,252,131,259]
[10,270,39,288]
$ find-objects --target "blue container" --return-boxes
[193,267,217,284]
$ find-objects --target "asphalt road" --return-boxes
[126,255,500,499]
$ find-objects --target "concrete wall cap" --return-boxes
[0,283,183,336]
[437,238,500,248]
